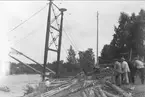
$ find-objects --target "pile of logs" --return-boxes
[23,76,133,97]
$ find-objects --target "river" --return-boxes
[0,74,41,97]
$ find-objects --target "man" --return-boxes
[121,57,130,84]
[134,57,145,84]
[127,60,137,84]
[114,59,122,86]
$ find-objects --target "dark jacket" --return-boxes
[127,61,137,75]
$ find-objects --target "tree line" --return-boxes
[9,46,95,76]
[100,9,145,64]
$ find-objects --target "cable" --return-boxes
[10,4,61,45]
[50,4,69,56]
[52,2,60,10]
[63,29,79,51]
[51,4,69,57]
[7,3,49,34]
[11,12,61,45]
[63,16,79,51]
[52,5,78,50]
[9,13,60,43]
[62,44,69,57]
[62,18,95,65]
[51,10,79,53]
[51,13,61,24]
[63,28,95,65]
[52,5,60,29]
[12,24,44,46]
[50,32,58,49]
[49,34,59,47]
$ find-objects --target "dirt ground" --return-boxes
[132,75,145,97]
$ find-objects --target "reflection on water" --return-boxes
[0,74,41,97]
[0,32,10,86]
[0,26,41,97]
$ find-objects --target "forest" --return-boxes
[100,9,145,63]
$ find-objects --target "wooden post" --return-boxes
[43,0,52,81]
[56,8,67,76]
[129,48,132,61]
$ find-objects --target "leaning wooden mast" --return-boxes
[43,0,52,81]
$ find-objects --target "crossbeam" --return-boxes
[11,47,56,74]
[9,54,43,75]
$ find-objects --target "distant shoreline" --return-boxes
[8,73,40,76]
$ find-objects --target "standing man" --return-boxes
[121,57,130,84]
[134,57,145,84]
[128,60,137,84]
[114,59,122,86]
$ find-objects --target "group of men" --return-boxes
[113,57,145,86]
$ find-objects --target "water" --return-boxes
[0,74,41,97]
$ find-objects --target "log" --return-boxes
[93,89,102,97]
[97,87,107,97]
[41,80,84,97]
[83,89,90,97]
[105,81,132,97]
[23,91,41,97]
[103,90,119,97]
[58,81,99,97]
[41,84,74,97]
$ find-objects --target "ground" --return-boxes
[132,75,145,97]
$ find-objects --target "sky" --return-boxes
[0,1,145,64]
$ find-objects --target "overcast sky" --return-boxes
[0,1,145,64]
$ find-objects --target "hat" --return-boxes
[113,59,118,61]
[121,57,125,61]
[133,57,138,60]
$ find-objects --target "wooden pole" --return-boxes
[96,11,99,67]
[56,8,67,76]
[129,48,132,61]
[11,48,55,74]
[43,0,52,81]
[9,55,42,75]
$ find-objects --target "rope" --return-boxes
[63,16,79,51]
[49,35,59,47]
[52,5,60,29]
[50,32,58,49]
[8,3,49,34]
[12,24,44,46]
[52,2,60,10]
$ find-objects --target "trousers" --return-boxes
[138,68,144,84]
[122,72,129,84]
[115,74,122,86]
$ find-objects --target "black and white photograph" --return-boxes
[0,0,145,97]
